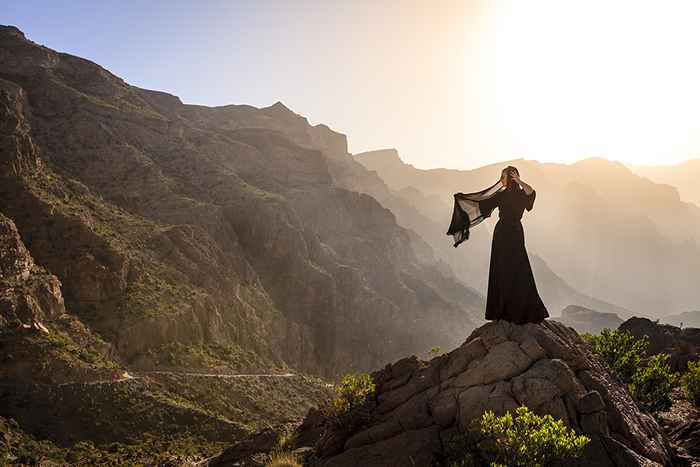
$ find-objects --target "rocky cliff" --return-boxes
[304,320,671,466]
[0,25,480,380]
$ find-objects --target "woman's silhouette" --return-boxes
[447,166,548,324]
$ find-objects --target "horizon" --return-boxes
[8,0,700,170]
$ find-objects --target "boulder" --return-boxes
[620,317,700,372]
[304,320,672,467]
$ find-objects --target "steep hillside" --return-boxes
[356,149,700,317]
[0,25,478,380]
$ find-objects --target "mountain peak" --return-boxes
[354,148,403,166]
[0,25,25,39]
[266,100,292,113]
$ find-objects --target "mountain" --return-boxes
[630,159,700,207]
[356,150,700,317]
[0,25,482,378]
[298,320,671,466]
[661,310,700,329]
[0,24,486,456]
[552,305,623,335]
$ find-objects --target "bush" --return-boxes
[583,329,648,383]
[329,373,376,416]
[629,353,678,413]
[265,449,301,467]
[321,373,377,431]
[682,360,700,406]
[446,406,590,467]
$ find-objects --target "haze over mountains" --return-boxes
[2,23,700,465]
[630,159,700,207]
[356,149,700,319]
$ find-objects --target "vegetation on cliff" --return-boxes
[446,406,590,467]
[584,329,678,413]
[683,360,700,406]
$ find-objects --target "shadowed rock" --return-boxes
[620,317,700,372]
[304,320,671,467]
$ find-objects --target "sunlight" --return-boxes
[469,0,700,165]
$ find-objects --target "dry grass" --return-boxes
[265,450,301,467]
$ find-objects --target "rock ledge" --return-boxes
[309,320,671,467]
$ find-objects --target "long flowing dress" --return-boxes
[478,187,548,324]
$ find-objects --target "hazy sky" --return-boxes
[6,0,700,169]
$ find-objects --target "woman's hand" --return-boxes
[513,174,534,195]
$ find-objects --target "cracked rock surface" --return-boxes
[308,320,672,467]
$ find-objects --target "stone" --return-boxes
[322,426,442,467]
[453,340,533,389]
[439,337,487,381]
[519,337,546,361]
[305,320,673,467]
[429,389,459,427]
[578,390,606,414]
[458,381,518,429]
[581,411,609,436]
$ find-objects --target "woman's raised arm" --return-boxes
[511,173,534,195]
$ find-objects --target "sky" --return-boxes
[5,0,700,169]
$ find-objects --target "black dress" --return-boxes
[478,187,548,324]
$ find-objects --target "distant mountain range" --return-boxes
[660,310,700,328]
[356,149,700,317]
[630,159,700,207]
[552,304,623,335]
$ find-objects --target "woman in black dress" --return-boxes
[477,166,548,324]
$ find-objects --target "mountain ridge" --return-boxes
[355,148,700,317]
[0,24,480,380]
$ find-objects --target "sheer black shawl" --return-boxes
[446,181,505,247]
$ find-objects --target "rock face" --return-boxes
[309,320,671,466]
[553,304,623,335]
[0,25,480,378]
[620,317,700,373]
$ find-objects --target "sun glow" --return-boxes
[467,0,700,166]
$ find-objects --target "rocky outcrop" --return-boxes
[657,388,700,466]
[620,317,700,372]
[553,305,623,335]
[306,320,671,466]
[0,211,64,328]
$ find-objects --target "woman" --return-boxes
[447,166,548,324]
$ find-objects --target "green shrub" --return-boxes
[446,406,590,467]
[478,407,590,467]
[629,353,678,413]
[682,360,700,406]
[331,373,376,415]
[583,329,648,383]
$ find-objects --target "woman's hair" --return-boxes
[502,165,519,177]
[502,165,519,189]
